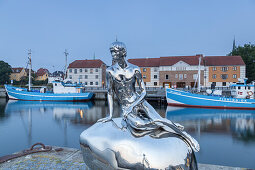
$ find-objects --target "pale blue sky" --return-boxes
[0,0,255,72]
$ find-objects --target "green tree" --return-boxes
[0,60,12,85]
[228,43,255,83]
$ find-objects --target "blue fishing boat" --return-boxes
[5,50,93,102]
[4,83,94,102]
[166,86,255,110]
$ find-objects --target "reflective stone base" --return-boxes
[80,118,198,170]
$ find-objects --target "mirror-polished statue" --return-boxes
[80,41,200,170]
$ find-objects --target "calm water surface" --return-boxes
[0,98,254,168]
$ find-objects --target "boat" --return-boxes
[5,50,94,102]
[166,56,255,110]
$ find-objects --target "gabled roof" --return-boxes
[37,68,49,76]
[68,59,105,68]
[204,56,245,66]
[12,67,24,73]
[128,58,160,67]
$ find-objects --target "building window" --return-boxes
[193,74,197,80]
[154,82,157,86]
[222,82,226,86]
[233,74,237,79]
[80,69,82,72]
[95,82,98,85]
[212,67,216,71]
[221,74,228,80]
[179,74,183,80]
[221,67,228,72]
[69,69,72,73]
[85,75,88,79]
[95,69,98,72]
[184,74,187,79]
[79,75,82,79]
[143,68,147,72]
[154,75,157,79]
[166,75,169,80]
[143,75,146,79]
[175,74,178,78]
[74,69,77,74]
[233,66,237,71]
[154,68,158,72]
[95,75,99,79]
[212,74,216,79]
[85,69,88,72]
[69,75,72,79]
[85,82,87,85]
[90,82,93,85]
[90,69,93,73]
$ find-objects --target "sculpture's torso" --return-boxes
[107,63,140,107]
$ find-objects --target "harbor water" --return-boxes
[0,98,254,169]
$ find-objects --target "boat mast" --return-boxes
[198,56,201,93]
[64,49,69,79]
[28,49,32,91]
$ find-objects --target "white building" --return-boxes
[67,59,106,87]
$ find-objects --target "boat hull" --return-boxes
[5,85,94,102]
[166,88,255,110]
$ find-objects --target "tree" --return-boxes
[0,61,12,85]
[228,43,255,83]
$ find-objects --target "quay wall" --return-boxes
[0,88,6,98]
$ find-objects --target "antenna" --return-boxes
[64,49,69,79]
[28,49,32,91]
[93,52,96,60]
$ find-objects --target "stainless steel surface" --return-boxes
[80,41,200,169]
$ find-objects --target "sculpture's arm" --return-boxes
[98,71,114,122]
[123,69,146,117]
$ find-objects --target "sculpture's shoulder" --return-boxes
[106,66,115,75]
[127,62,141,73]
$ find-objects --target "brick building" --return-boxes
[67,59,106,87]
[204,56,245,87]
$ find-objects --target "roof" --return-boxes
[37,68,49,76]
[160,55,203,66]
[128,55,203,67]
[204,56,245,66]
[128,58,160,67]
[12,67,24,73]
[68,59,105,68]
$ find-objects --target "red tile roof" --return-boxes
[160,55,203,66]
[68,59,105,68]
[12,67,24,73]
[128,55,203,67]
[128,58,160,67]
[204,56,245,66]
[37,68,49,76]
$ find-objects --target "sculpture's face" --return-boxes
[110,41,127,62]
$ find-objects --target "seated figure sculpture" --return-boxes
[80,41,200,170]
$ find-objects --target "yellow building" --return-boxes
[36,68,49,81]
[10,68,27,81]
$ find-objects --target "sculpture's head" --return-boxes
[110,41,127,61]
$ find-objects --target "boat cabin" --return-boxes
[230,78,254,99]
[52,81,84,94]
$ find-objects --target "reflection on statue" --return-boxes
[80,41,200,170]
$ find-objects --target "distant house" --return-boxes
[48,71,64,84]
[204,56,246,87]
[36,68,49,81]
[10,67,34,81]
[67,59,106,87]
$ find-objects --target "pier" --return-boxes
[0,146,248,170]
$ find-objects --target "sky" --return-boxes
[0,0,255,72]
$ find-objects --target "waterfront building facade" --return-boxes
[67,59,106,87]
[36,68,49,81]
[10,67,28,81]
[204,56,246,87]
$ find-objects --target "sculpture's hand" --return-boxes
[97,116,112,123]
[122,106,133,119]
